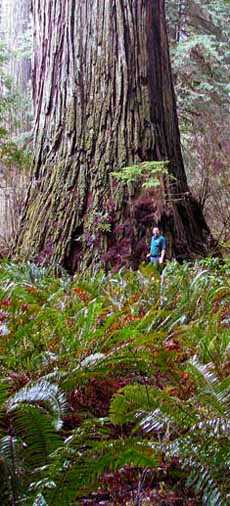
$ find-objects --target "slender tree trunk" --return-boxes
[16,0,211,272]
[176,0,183,42]
[0,0,32,134]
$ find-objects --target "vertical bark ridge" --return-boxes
[16,0,210,271]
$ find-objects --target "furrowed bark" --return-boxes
[16,0,211,271]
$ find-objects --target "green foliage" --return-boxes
[12,25,32,60]
[0,132,31,169]
[0,43,14,123]
[112,160,170,188]
[109,357,229,504]
[166,0,230,242]
[0,259,229,503]
[8,380,67,430]
[166,0,230,106]
[0,43,31,170]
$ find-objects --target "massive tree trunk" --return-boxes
[16,0,211,272]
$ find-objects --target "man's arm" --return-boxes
[147,237,153,258]
[159,249,166,264]
[159,237,167,264]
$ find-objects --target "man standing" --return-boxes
[147,227,167,267]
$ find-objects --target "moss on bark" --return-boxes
[15,0,213,272]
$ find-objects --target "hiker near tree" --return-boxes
[147,226,167,266]
[14,0,212,272]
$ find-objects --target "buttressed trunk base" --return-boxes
[16,0,212,272]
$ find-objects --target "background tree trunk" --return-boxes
[16,0,211,271]
[0,0,32,134]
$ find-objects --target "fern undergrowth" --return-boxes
[0,258,229,505]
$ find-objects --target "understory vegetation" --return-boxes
[0,259,229,505]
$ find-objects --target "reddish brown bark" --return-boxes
[16,0,211,271]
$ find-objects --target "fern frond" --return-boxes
[190,356,219,385]
[110,384,197,429]
[0,435,22,502]
[0,379,9,410]
[33,493,48,506]
[7,380,67,430]
[189,356,230,416]
[192,417,230,437]
[12,405,63,467]
[186,462,223,506]
[109,384,157,425]
[215,378,230,415]
[46,437,158,504]
[0,435,21,469]
[138,408,170,434]
[165,429,230,505]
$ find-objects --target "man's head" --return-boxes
[152,226,160,237]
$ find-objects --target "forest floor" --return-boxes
[0,258,229,505]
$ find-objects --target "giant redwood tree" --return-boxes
[16,0,211,271]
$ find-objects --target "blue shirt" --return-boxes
[150,234,167,257]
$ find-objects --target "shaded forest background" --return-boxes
[0,0,229,256]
